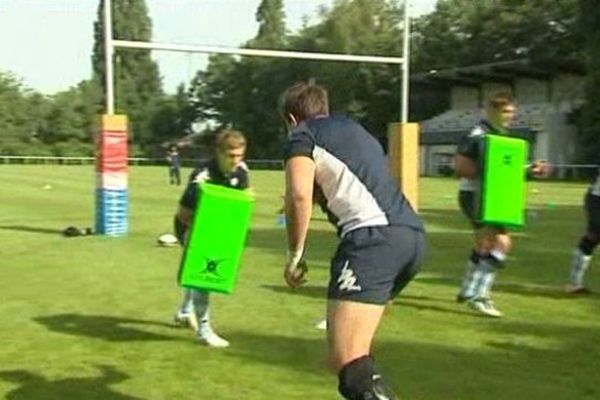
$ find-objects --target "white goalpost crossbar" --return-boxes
[103,0,412,122]
[113,40,405,65]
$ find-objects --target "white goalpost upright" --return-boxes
[103,0,116,115]
[97,0,417,236]
[401,0,411,124]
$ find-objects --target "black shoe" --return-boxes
[456,294,472,303]
[565,285,592,295]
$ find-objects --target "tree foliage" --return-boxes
[577,0,600,162]
[149,84,197,149]
[412,0,580,71]
[252,0,287,49]
[188,0,583,157]
[0,0,589,158]
[189,0,405,156]
[0,72,51,155]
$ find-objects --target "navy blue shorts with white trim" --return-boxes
[327,225,425,305]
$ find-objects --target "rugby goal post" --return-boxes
[99,0,418,235]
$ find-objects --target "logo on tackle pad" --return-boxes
[202,258,228,277]
[186,256,230,285]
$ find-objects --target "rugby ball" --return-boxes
[157,233,179,247]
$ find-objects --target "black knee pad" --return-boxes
[579,235,600,255]
[469,249,481,265]
[338,356,399,400]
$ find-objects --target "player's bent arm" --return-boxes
[285,156,315,253]
[175,205,194,227]
[454,154,478,179]
[527,159,551,178]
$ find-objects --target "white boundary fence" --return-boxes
[0,155,283,169]
[1,156,597,178]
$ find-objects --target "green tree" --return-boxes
[251,0,286,49]
[43,80,101,156]
[190,0,406,156]
[412,0,580,71]
[149,83,197,153]
[577,0,600,163]
[189,0,290,158]
[189,0,582,158]
[0,71,51,155]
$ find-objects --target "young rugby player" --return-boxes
[565,161,600,294]
[173,130,249,347]
[455,92,549,317]
[281,80,425,400]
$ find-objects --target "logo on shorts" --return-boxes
[337,260,361,292]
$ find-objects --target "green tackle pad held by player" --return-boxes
[479,134,528,228]
[178,182,255,294]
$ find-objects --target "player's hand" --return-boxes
[284,249,308,288]
[531,159,552,178]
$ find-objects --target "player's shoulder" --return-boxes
[302,114,368,152]
[305,113,355,134]
[468,124,486,138]
[236,161,249,172]
[189,160,213,183]
[233,162,250,183]
[289,121,317,141]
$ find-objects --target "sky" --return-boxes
[0,0,437,95]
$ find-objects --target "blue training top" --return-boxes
[179,158,249,210]
[283,114,423,237]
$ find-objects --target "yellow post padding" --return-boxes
[100,114,128,132]
[388,123,419,212]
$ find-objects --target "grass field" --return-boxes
[0,165,599,400]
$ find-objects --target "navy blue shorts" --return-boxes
[585,191,600,235]
[327,225,425,305]
[459,190,507,233]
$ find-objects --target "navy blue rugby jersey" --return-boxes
[283,114,423,237]
[456,120,498,163]
[588,157,600,197]
[457,119,534,192]
[456,120,496,192]
[179,158,249,210]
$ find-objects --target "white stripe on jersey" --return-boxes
[237,161,249,171]
[191,168,210,184]
[469,126,485,138]
[313,145,389,237]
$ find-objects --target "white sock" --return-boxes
[569,248,592,287]
[459,260,480,299]
[191,290,211,334]
[473,260,496,299]
[178,289,194,314]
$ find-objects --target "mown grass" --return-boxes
[0,165,598,400]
